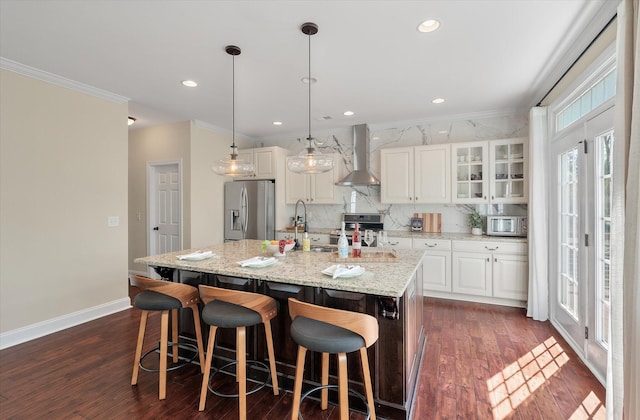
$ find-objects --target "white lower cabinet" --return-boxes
[413,239,451,293]
[385,236,413,249]
[276,232,329,245]
[451,240,528,302]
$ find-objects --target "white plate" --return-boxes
[321,264,365,278]
[177,251,214,261]
[237,256,277,268]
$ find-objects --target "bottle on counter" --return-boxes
[338,221,349,258]
[302,224,310,252]
[352,222,361,258]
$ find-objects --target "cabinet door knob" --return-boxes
[495,257,497,262]
[486,258,490,262]
[415,197,418,201]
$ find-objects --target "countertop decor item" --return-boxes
[286,22,334,174]
[468,208,483,235]
[212,45,255,177]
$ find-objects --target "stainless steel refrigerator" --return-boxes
[224,180,275,241]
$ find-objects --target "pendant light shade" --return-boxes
[287,22,334,174]
[212,45,255,177]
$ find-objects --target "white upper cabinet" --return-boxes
[380,147,414,203]
[414,144,451,203]
[285,153,340,204]
[452,137,528,204]
[488,137,528,204]
[381,144,451,204]
[236,146,287,180]
[451,142,489,203]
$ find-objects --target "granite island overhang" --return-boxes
[134,239,426,419]
[134,239,426,298]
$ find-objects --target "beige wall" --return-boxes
[128,121,234,273]
[190,122,233,247]
[128,122,191,273]
[0,69,129,333]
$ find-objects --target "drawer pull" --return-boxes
[485,246,499,251]
[426,243,437,248]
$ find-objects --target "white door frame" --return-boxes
[147,160,183,277]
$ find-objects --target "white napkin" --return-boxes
[238,256,276,267]
[177,251,214,260]
[330,264,364,279]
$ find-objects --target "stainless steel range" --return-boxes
[329,213,384,246]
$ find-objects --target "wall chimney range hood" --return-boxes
[335,124,380,186]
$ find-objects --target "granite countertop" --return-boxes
[134,239,425,298]
[277,228,527,243]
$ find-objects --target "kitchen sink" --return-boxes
[310,245,337,253]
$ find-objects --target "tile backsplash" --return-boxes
[257,113,529,232]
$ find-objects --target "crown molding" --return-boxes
[0,57,129,104]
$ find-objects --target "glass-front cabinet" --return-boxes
[488,138,528,204]
[451,138,528,204]
[452,142,489,203]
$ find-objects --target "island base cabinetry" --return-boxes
[169,268,424,420]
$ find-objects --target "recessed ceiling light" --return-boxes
[181,80,198,87]
[343,111,354,116]
[273,121,283,126]
[438,130,448,134]
[128,116,136,126]
[432,98,445,104]
[301,77,317,84]
[418,19,440,33]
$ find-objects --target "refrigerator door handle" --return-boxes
[241,187,249,237]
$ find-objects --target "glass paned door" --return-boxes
[550,106,613,382]
[595,132,613,349]
[559,147,580,318]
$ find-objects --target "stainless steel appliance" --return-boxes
[329,213,384,246]
[224,180,275,241]
[486,215,527,237]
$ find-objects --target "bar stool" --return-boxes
[288,298,379,420]
[129,275,205,400]
[198,285,279,419]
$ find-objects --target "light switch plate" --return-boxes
[107,216,119,227]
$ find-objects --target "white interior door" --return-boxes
[148,162,182,264]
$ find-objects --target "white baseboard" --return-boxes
[0,298,132,350]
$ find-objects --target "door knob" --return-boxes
[153,226,159,231]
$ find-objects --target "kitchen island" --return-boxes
[135,240,426,419]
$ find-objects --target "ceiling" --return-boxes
[0,1,618,141]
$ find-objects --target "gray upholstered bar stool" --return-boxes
[129,275,205,400]
[288,298,379,420]
[198,285,279,420]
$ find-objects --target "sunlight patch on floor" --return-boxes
[568,391,606,420]
[487,336,570,420]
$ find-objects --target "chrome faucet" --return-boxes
[294,199,307,249]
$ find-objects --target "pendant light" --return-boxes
[212,45,255,177]
[287,22,334,174]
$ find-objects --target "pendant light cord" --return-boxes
[307,31,312,143]
[232,53,236,150]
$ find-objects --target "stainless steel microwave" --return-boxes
[486,216,528,237]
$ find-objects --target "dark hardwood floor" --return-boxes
[0,298,605,419]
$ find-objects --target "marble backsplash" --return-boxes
[257,113,529,232]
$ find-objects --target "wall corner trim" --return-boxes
[0,298,132,350]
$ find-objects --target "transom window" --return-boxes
[556,69,616,131]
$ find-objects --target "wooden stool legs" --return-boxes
[199,320,279,418]
[131,306,205,400]
[291,346,307,419]
[131,310,148,387]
